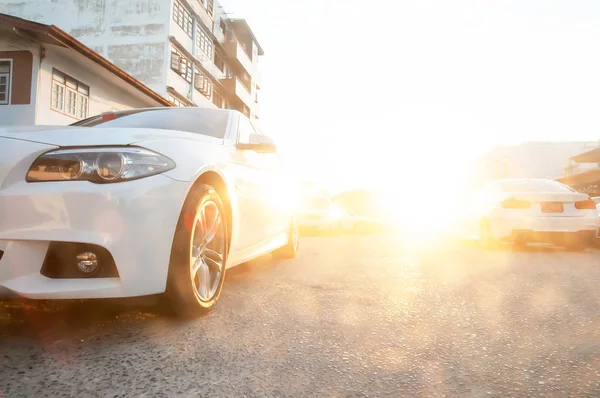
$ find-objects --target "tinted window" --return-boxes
[71,108,229,139]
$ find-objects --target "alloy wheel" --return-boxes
[190,200,226,302]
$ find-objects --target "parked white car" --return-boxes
[470,178,598,250]
[0,108,299,316]
[298,197,339,232]
[339,210,385,234]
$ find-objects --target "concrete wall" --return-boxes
[0,0,170,95]
[36,45,162,125]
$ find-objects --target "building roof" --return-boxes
[570,147,600,163]
[0,13,172,107]
[230,19,264,55]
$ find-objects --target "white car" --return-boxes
[471,178,598,250]
[298,197,339,231]
[0,108,299,316]
[339,210,385,234]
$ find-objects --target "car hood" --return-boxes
[0,126,223,147]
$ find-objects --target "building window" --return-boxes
[196,26,213,59]
[171,49,192,83]
[207,0,214,16]
[168,94,186,107]
[194,67,212,98]
[219,19,226,37]
[173,1,193,38]
[214,52,225,73]
[212,90,225,108]
[0,60,11,105]
[51,69,89,119]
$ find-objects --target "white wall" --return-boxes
[0,36,40,126]
[167,42,215,109]
[0,0,171,94]
[35,45,163,125]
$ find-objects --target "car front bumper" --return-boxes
[0,175,189,299]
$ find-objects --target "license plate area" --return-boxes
[541,202,564,213]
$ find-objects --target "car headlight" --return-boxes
[27,147,175,183]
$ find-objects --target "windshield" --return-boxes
[303,198,330,209]
[498,180,575,193]
[71,108,229,139]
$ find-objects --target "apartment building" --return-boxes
[474,141,599,185]
[557,146,600,195]
[0,0,263,118]
[0,14,170,126]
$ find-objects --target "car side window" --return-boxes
[237,117,255,144]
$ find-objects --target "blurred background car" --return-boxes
[339,210,386,234]
[470,178,599,250]
[298,196,340,233]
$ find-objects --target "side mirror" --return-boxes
[237,134,277,153]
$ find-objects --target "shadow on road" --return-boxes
[0,253,287,345]
[455,238,572,253]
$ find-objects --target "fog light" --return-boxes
[76,252,98,274]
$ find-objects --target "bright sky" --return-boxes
[224,0,600,194]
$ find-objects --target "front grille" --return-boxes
[41,242,119,279]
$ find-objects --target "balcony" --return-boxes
[224,40,254,76]
[564,163,600,177]
[221,77,253,108]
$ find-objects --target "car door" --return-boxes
[229,116,271,249]
[260,150,295,236]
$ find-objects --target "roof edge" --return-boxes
[0,13,172,107]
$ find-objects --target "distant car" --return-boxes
[299,197,339,232]
[340,210,386,234]
[470,178,598,250]
[0,108,300,317]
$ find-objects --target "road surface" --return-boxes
[1,234,600,397]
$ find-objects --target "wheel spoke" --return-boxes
[204,248,224,271]
[203,209,221,245]
[193,259,210,300]
[190,200,226,302]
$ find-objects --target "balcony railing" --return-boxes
[564,163,600,177]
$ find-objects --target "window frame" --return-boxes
[196,25,213,59]
[0,59,13,105]
[171,49,192,83]
[168,93,186,107]
[50,68,89,120]
[173,0,193,38]
[194,67,212,98]
[212,89,225,108]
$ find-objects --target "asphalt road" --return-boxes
[2,234,600,397]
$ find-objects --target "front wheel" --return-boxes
[273,217,299,259]
[165,184,228,318]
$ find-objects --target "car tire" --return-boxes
[165,184,229,318]
[273,216,299,259]
[479,220,496,249]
